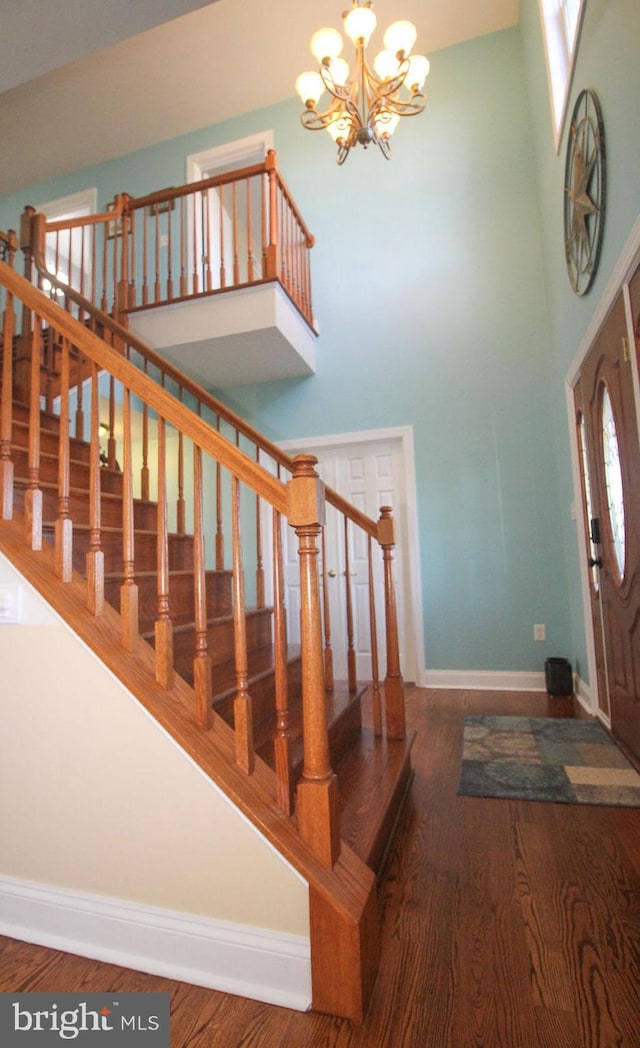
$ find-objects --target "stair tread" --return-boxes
[255,681,364,773]
[335,695,415,873]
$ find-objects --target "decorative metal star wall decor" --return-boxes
[564,89,606,296]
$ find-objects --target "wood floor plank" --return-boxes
[2,686,640,1046]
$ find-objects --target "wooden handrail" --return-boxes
[44,195,126,234]
[0,258,287,513]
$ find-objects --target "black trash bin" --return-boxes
[545,657,573,697]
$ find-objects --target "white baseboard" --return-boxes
[0,875,312,1012]
[420,669,547,692]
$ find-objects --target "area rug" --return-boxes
[458,716,640,807]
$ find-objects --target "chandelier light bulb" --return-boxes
[343,4,377,47]
[406,54,430,91]
[374,110,400,138]
[326,113,351,142]
[311,27,343,63]
[383,19,417,58]
[330,57,351,86]
[373,49,400,81]
[296,71,326,106]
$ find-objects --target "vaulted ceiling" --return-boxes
[0,0,519,195]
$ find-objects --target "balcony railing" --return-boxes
[37,149,316,332]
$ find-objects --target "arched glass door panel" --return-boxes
[600,385,626,579]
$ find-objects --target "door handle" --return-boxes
[588,556,603,568]
[327,569,337,577]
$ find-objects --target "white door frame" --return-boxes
[565,215,640,719]
[279,425,425,685]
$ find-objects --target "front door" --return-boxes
[576,288,640,761]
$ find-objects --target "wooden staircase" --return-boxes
[0,222,414,1023]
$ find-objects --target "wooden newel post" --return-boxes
[378,506,406,740]
[287,455,340,869]
[264,149,278,281]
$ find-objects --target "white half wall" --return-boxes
[0,553,310,1003]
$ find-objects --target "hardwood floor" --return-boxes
[2,687,640,1047]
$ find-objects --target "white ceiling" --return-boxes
[0,0,519,196]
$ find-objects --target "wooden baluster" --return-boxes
[218,186,226,290]
[101,228,108,312]
[142,207,149,307]
[321,526,334,692]
[232,475,254,773]
[116,211,129,324]
[74,347,84,440]
[265,149,278,279]
[180,197,187,298]
[90,220,97,308]
[25,319,43,551]
[111,220,118,314]
[141,360,150,501]
[86,363,104,615]
[246,176,255,283]
[279,190,286,286]
[66,227,73,312]
[0,259,15,519]
[55,338,72,581]
[287,455,340,868]
[154,416,173,684]
[128,212,136,309]
[192,444,212,727]
[176,403,186,535]
[43,327,55,413]
[14,209,32,404]
[119,386,139,650]
[78,224,86,323]
[167,204,174,301]
[215,416,224,570]
[378,506,406,740]
[261,170,267,277]
[273,506,293,814]
[192,192,199,294]
[150,206,158,303]
[107,375,117,469]
[344,515,357,692]
[255,448,265,608]
[368,535,382,737]
[204,191,212,292]
[232,181,240,286]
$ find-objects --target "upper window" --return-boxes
[538,0,586,151]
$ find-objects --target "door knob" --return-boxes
[328,569,337,577]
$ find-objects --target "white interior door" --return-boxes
[281,433,418,684]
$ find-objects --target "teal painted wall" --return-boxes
[1,24,585,676]
[520,0,640,683]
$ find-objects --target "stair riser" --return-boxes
[44,526,194,575]
[14,482,157,530]
[105,571,232,631]
[171,608,273,678]
[11,447,122,494]
[214,657,304,736]
[11,420,91,464]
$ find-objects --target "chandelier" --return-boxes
[295,1,429,164]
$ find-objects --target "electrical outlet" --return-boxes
[160,233,169,248]
[534,624,546,642]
